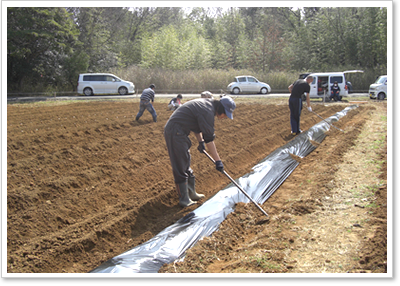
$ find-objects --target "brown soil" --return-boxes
[6,98,387,274]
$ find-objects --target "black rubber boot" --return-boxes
[176,182,196,207]
[187,176,205,201]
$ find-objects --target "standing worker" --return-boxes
[135,84,157,122]
[288,75,313,135]
[164,96,236,207]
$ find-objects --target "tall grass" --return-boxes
[109,66,300,94]
[109,66,384,94]
[9,65,386,95]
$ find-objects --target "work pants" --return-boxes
[289,97,303,133]
[330,91,340,101]
[164,122,194,184]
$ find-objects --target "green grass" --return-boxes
[370,137,386,150]
[250,255,281,270]
[365,202,379,208]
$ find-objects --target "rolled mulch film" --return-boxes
[90,105,358,273]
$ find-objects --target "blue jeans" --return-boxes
[330,91,340,101]
[136,100,157,122]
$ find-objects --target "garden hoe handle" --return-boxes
[203,151,269,218]
[311,110,344,132]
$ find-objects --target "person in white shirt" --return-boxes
[167,94,183,111]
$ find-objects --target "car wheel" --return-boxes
[260,87,268,94]
[232,87,240,95]
[118,86,128,95]
[377,92,385,100]
[83,87,93,96]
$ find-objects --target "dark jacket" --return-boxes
[331,84,340,94]
[290,79,311,99]
[165,98,217,143]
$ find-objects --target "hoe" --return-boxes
[203,150,269,218]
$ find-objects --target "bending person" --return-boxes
[164,96,236,207]
[136,84,157,122]
[288,75,313,135]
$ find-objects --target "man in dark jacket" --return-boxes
[288,76,313,135]
[136,84,157,122]
[164,96,236,207]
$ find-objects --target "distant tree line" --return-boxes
[7,6,387,92]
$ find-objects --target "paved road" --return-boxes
[7,92,370,103]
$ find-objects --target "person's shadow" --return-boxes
[282,133,296,141]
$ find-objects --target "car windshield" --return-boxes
[374,76,387,84]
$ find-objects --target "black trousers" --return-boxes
[164,122,194,184]
[289,97,302,133]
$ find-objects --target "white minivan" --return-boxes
[303,70,363,101]
[369,75,387,100]
[77,73,135,96]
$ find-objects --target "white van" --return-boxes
[369,75,387,100]
[77,73,135,96]
[303,70,363,101]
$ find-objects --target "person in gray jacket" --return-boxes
[136,84,157,122]
[164,96,236,207]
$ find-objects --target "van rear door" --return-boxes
[309,76,318,96]
[309,75,329,97]
[343,70,364,74]
[343,70,364,94]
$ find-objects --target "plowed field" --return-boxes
[6,97,388,274]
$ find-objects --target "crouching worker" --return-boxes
[164,96,236,207]
[168,94,183,111]
[201,91,214,99]
[330,81,341,102]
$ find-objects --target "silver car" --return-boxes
[369,75,387,100]
[77,73,135,96]
[227,75,271,95]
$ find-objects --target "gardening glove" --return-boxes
[215,160,224,172]
[197,141,205,153]
[307,106,312,112]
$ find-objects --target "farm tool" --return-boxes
[311,110,344,132]
[203,150,269,218]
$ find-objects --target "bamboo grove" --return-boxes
[7,7,387,93]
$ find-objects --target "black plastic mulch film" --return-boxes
[90,105,358,273]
